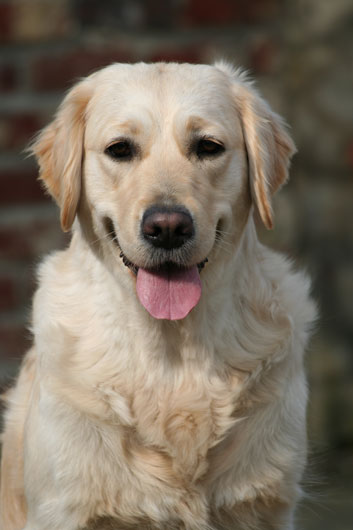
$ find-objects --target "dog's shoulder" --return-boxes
[259,243,317,348]
[222,236,316,373]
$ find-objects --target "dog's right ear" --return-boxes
[29,79,93,232]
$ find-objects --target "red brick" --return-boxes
[0,166,47,205]
[182,0,279,26]
[0,218,67,260]
[32,48,133,91]
[0,323,30,361]
[5,0,74,44]
[0,64,18,92]
[244,0,280,22]
[0,228,34,260]
[0,229,34,261]
[0,113,45,151]
[248,39,278,74]
[0,278,16,311]
[183,0,238,25]
[0,3,14,42]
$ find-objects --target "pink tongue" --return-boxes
[136,265,201,320]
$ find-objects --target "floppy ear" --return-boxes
[30,79,92,232]
[236,83,296,229]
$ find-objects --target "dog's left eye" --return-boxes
[105,141,133,161]
[196,139,225,158]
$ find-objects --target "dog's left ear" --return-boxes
[29,79,93,232]
[216,62,296,229]
[236,83,297,229]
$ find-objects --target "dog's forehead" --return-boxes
[87,63,236,130]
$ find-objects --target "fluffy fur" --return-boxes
[0,62,315,530]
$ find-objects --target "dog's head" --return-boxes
[30,62,295,320]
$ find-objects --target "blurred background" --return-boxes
[0,0,352,527]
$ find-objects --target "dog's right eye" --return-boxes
[105,141,133,161]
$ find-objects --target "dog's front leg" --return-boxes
[21,496,86,530]
[21,392,101,530]
[22,517,79,530]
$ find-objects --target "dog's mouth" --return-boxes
[104,217,208,320]
[118,248,208,275]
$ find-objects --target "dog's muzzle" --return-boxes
[141,205,194,250]
[103,208,208,321]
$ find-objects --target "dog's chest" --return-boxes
[108,370,240,481]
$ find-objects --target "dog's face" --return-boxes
[84,64,247,269]
[31,62,295,320]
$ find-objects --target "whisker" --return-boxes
[215,236,233,250]
[215,228,233,236]
[215,241,233,256]
[215,234,233,244]
[89,230,117,246]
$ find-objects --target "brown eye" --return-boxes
[196,138,225,158]
[105,140,133,160]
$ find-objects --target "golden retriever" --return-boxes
[0,62,315,530]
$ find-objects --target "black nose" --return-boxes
[141,206,194,250]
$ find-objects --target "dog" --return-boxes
[0,62,315,530]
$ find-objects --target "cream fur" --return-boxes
[0,62,315,530]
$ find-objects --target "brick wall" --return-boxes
[1,0,353,503]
